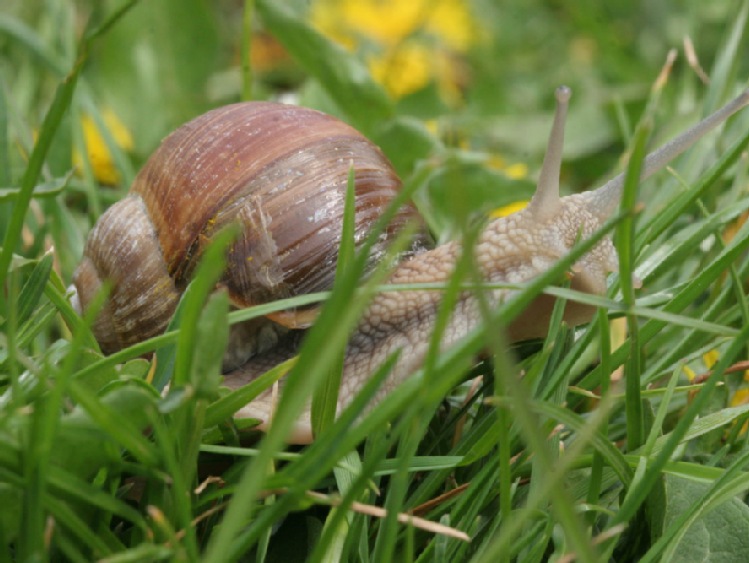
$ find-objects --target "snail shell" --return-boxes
[71,102,430,357]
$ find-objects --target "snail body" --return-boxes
[229,86,749,443]
[72,87,749,443]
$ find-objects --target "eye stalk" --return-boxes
[527,85,572,221]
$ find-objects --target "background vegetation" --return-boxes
[2,0,749,560]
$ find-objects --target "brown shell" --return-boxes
[72,195,181,353]
[72,102,429,354]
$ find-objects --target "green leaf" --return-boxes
[423,156,535,237]
[0,170,74,201]
[190,289,230,396]
[65,380,160,469]
[372,116,441,177]
[659,474,749,562]
[173,226,236,388]
[649,402,749,456]
[151,225,237,391]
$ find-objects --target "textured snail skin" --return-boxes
[229,87,749,444]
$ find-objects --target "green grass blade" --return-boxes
[202,227,407,560]
[0,0,139,287]
[241,0,254,101]
[204,358,293,428]
[311,166,357,436]
[170,226,236,389]
[14,251,53,328]
[704,0,748,112]
[0,74,9,188]
[0,14,67,75]
[619,121,651,453]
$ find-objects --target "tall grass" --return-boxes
[2,0,749,561]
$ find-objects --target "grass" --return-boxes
[2,0,749,561]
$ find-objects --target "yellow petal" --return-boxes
[73,109,133,185]
[490,201,528,218]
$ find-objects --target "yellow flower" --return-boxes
[311,0,478,101]
[368,42,432,99]
[703,350,719,369]
[423,0,476,51]
[730,388,749,408]
[504,163,529,180]
[251,32,292,72]
[73,109,134,185]
[313,0,474,50]
[487,154,529,181]
[682,364,697,383]
[685,349,749,435]
[491,201,528,218]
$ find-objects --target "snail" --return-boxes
[71,102,432,362]
[71,86,749,443]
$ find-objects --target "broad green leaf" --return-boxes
[649,402,749,456]
[659,474,749,562]
[59,383,159,475]
[372,116,441,177]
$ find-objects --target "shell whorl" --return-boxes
[72,195,181,353]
